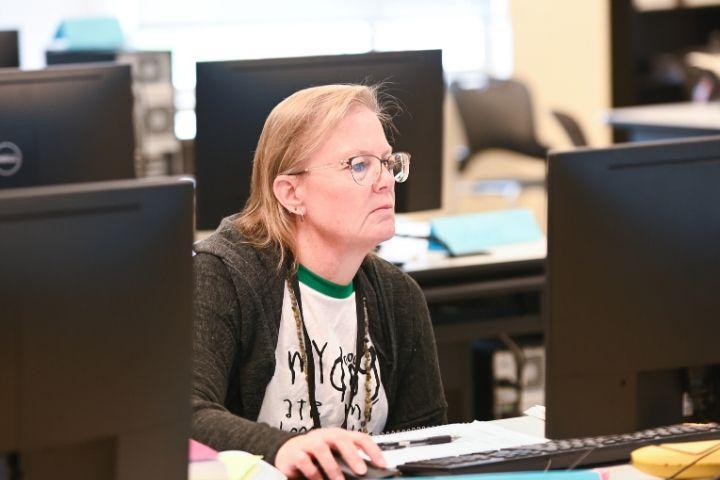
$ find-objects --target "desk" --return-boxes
[396,240,546,423]
[606,102,720,142]
[403,240,545,337]
[188,415,658,479]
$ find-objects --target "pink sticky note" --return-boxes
[593,468,610,480]
[189,439,219,462]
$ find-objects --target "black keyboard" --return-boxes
[397,422,720,475]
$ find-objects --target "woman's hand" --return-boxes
[274,428,386,479]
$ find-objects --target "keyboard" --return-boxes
[397,422,720,475]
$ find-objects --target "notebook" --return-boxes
[372,421,548,469]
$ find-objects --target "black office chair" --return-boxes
[551,109,588,147]
[451,79,589,172]
[450,79,548,172]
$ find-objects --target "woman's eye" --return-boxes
[351,161,368,172]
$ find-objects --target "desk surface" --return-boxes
[606,101,720,131]
[402,239,545,281]
[377,233,545,308]
[187,415,658,479]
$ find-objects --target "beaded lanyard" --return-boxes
[286,271,374,432]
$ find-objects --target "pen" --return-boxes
[376,435,458,451]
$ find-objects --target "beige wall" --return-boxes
[510,0,613,149]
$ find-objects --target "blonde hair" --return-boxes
[235,84,393,267]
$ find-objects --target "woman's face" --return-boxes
[297,105,396,252]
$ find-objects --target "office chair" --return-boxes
[450,79,549,172]
[551,110,588,147]
[451,80,589,172]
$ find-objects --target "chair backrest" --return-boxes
[450,79,548,169]
[551,110,589,147]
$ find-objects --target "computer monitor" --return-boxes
[0,30,19,68]
[0,176,194,480]
[195,49,444,230]
[546,136,720,439]
[45,49,117,65]
[46,49,173,85]
[46,50,179,177]
[0,63,135,189]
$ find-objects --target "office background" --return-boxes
[3,0,720,432]
[0,0,605,167]
[1,0,643,228]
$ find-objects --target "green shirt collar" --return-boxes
[297,264,354,299]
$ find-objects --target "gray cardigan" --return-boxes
[191,215,448,462]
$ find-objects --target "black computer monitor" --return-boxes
[0,177,194,480]
[195,49,444,230]
[46,49,173,85]
[0,30,19,68]
[0,63,135,189]
[46,49,117,65]
[546,136,720,439]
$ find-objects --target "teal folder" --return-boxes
[405,470,604,480]
[430,209,543,256]
[54,17,124,50]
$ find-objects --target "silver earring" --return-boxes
[292,207,304,221]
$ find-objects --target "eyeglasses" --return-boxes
[284,152,411,186]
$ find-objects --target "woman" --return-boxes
[192,84,447,479]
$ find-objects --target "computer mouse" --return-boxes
[334,455,398,479]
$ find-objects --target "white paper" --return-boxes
[523,404,546,421]
[377,236,429,265]
[373,421,548,469]
[393,217,431,238]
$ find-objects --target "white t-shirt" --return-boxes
[257,267,388,434]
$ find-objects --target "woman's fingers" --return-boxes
[332,437,368,475]
[295,451,323,480]
[311,442,344,480]
[274,427,388,478]
[350,430,387,468]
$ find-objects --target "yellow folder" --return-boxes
[632,440,720,479]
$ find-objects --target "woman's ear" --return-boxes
[273,174,304,215]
